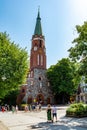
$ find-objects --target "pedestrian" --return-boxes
[52,105,57,122]
[2,106,5,112]
[25,105,28,112]
[28,104,32,111]
[39,103,41,111]
[46,104,52,122]
[15,105,18,113]
[12,106,15,114]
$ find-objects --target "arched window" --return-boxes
[39,40,42,48]
[41,55,43,65]
[37,54,39,65]
[39,77,41,81]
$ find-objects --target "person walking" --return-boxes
[15,105,18,113]
[12,106,15,114]
[52,105,57,122]
[46,104,52,122]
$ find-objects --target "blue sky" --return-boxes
[0,0,87,68]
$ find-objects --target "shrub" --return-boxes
[66,103,87,117]
[66,107,76,116]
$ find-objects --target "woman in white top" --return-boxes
[52,105,57,122]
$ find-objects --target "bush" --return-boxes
[66,103,87,117]
[66,107,76,116]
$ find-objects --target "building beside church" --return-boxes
[17,10,54,105]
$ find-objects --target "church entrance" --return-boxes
[47,97,51,104]
[27,97,32,104]
[36,94,44,104]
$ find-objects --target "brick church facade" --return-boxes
[16,10,54,105]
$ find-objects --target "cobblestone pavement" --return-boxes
[0,106,87,130]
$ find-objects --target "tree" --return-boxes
[0,32,29,98]
[1,89,19,106]
[47,58,76,104]
[68,21,87,78]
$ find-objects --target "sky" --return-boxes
[0,0,87,68]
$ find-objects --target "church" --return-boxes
[17,10,54,105]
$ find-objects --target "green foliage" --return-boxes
[66,107,76,115]
[0,32,29,98]
[68,21,87,78]
[66,103,87,117]
[1,89,19,106]
[47,58,76,96]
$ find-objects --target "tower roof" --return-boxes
[34,9,43,35]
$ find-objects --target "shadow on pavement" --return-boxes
[30,121,87,130]
[60,116,87,126]
[29,116,87,130]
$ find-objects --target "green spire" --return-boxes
[34,9,42,35]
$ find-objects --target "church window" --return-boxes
[39,40,42,48]
[39,77,41,81]
[40,82,42,88]
[41,55,43,65]
[37,54,39,65]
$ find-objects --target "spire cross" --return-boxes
[38,6,40,12]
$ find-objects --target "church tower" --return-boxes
[23,10,54,105]
[30,10,46,74]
